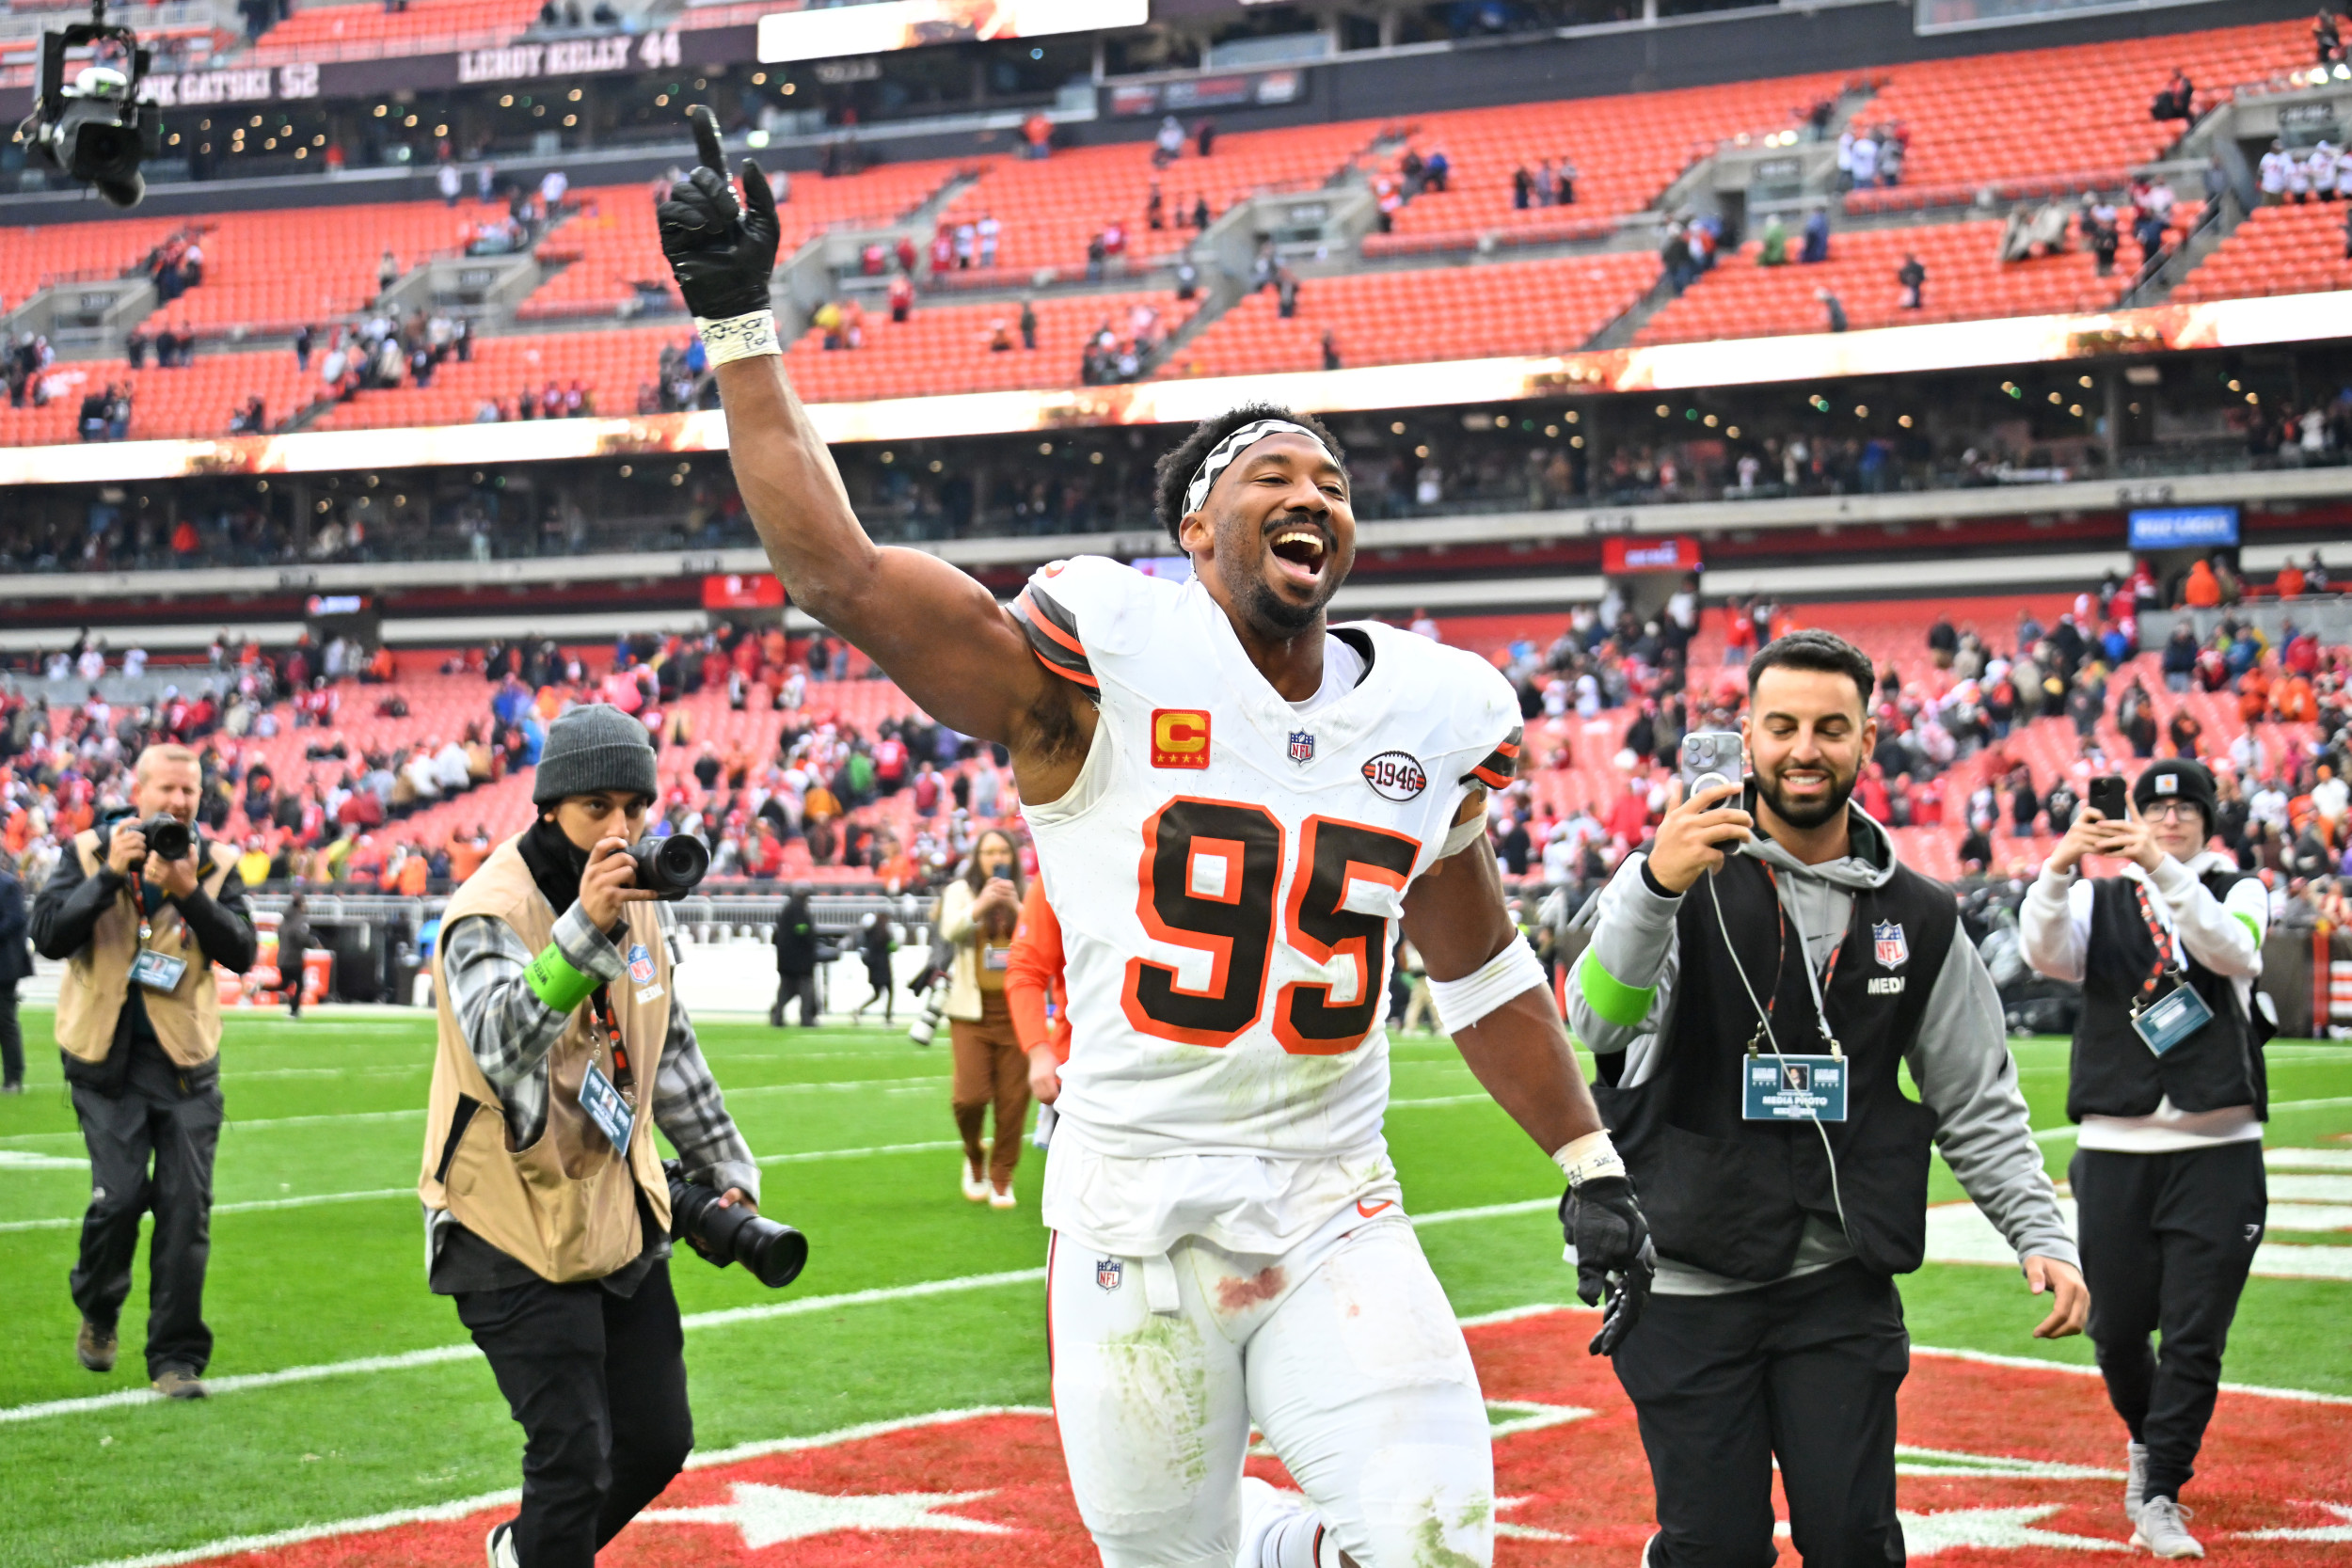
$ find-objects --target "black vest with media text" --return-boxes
[2066,870,2267,1123]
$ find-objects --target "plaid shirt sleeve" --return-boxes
[653,1003,759,1206]
[439,905,624,1149]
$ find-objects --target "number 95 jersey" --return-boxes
[1012,555,1522,1165]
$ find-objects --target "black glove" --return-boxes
[656,104,779,321]
[1560,1175,1656,1357]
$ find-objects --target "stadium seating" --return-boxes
[0,214,187,314]
[1166,251,1660,379]
[520,161,971,321]
[777,290,1195,404]
[932,123,1380,278]
[308,324,684,430]
[1633,219,2121,346]
[1839,20,2301,214]
[0,349,316,445]
[145,200,494,337]
[244,0,543,62]
[2173,198,2352,303]
[1368,71,1864,252]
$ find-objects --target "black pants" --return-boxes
[771,969,818,1026]
[0,982,21,1085]
[70,1069,222,1377]
[1613,1260,1910,1568]
[2072,1142,2265,1503]
[456,1259,693,1568]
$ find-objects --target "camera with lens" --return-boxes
[26,2,163,209]
[135,813,192,862]
[626,833,708,900]
[663,1159,806,1289]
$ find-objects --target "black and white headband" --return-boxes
[1183,419,1338,515]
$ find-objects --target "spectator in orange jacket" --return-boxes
[2182,558,2222,608]
[394,847,430,897]
[1004,879,1070,1106]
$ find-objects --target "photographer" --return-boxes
[420,705,759,1568]
[2021,758,2268,1560]
[1567,632,2083,1568]
[30,743,256,1398]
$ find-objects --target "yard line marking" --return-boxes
[1411,1197,1554,1226]
[1926,1197,2352,1282]
[757,1139,965,1165]
[69,1405,1055,1568]
[1906,1341,2352,1407]
[1389,1093,1497,1109]
[0,1189,416,1232]
[2268,1148,2352,1170]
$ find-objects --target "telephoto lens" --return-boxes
[626,834,708,900]
[138,814,192,862]
[664,1160,807,1289]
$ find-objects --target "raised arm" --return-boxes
[658,107,1087,781]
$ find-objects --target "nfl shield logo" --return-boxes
[1287,731,1316,765]
[1096,1259,1124,1292]
[627,943,657,987]
[1872,922,1908,969]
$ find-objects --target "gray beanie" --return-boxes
[532,704,659,806]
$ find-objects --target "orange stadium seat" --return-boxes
[1839,21,2303,211]
[130,200,500,338]
[519,161,971,321]
[779,290,1197,404]
[933,124,1379,277]
[0,214,190,313]
[0,350,317,444]
[308,325,686,430]
[2173,198,2352,302]
[246,0,542,60]
[1372,71,1864,248]
[1168,252,1660,378]
[1633,219,2121,346]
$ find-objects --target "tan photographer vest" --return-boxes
[55,829,240,1068]
[419,838,674,1284]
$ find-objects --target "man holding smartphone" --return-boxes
[2022,757,2270,1560]
[1568,631,2082,1568]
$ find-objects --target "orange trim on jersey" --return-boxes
[1015,588,1089,658]
[1271,814,1421,1057]
[1118,797,1283,1050]
[1029,645,1101,689]
[1470,763,1514,789]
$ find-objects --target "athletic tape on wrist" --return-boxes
[524,943,597,1014]
[1438,807,1488,860]
[1553,1129,1628,1187]
[1428,938,1547,1034]
[694,309,781,365]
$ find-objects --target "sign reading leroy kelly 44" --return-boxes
[459,29,681,85]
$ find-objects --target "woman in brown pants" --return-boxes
[938,830,1028,1209]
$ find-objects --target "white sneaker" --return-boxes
[1235,1475,1310,1568]
[1639,1531,1663,1568]
[485,1520,519,1568]
[2125,1441,2148,1521]
[2132,1497,2204,1560]
[961,1161,988,1202]
[990,1180,1017,1210]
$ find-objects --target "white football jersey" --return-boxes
[1012,555,1521,1176]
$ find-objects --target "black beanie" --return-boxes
[2133,757,2218,828]
[532,704,659,806]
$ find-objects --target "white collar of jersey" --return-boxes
[1184,419,1337,515]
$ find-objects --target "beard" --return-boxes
[1756,760,1860,831]
[1217,513,1337,641]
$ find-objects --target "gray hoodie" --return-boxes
[1567,809,2077,1295]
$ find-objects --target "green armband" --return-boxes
[524,944,598,1014]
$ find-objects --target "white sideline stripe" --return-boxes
[1926,1196,2352,1281]
[2032,1097,2352,1144]
[70,1405,1053,1568]
[1411,1196,1553,1226]
[1907,1341,2352,1407]
[0,1192,1566,1426]
[0,1188,416,1233]
[2268,1148,2352,1170]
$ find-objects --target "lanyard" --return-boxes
[2129,879,2182,1009]
[1761,865,1847,1057]
[586,989,637,1101]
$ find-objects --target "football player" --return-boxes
[656,107,1653,1568]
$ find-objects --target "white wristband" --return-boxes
[1438,809,1488,860]
[1553,1129,1627,1187]
[1427,937,1547,1034]
[694,309,781,366]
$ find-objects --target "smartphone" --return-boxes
[2089,774,2128,822]
[1679,730,1744,799]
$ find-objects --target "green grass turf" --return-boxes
[0,1015,2345,1568]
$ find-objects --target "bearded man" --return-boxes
[1565,628,2089,1568]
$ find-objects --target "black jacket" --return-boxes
[773,895,818,974]
[31,838,257,1094]
[0,863,30,988]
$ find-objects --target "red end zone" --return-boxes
[171,1310,2352,1568]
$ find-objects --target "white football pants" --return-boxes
[1046,1204,1494,1568]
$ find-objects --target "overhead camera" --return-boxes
[21,0,163,208]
